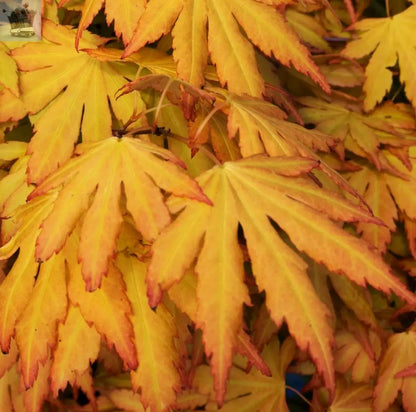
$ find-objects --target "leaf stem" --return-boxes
[285,385,315,410]
[193,102,229,144]
[153,77,175,129]
[386,0,390,17]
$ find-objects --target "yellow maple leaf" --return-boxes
[0,43,19,97]
[10,20,144,184]
[342,5,416,112]
[29,136,209,291]
[147,156,415,402]
[123,0,329,96]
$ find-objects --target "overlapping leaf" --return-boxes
[346,153,416,253]
[0,43,25,123]
[374,331,416,411]
[0,193,57,353]
[123,0,329,96]
[10,20,144,183]
[194,338,295,412]
[117,254,181,412]
[342,5,416,112]
[334,328,378,383]
[15,252,67,388]
[66,233,138,371]
[221,92,337,158]
[314,378,373,411]
[0,43,19,97]
[299,98,416,171]
[147,155,415,402]
[59,0,146,46]
[28,136,209,291]
[50,305,101,396]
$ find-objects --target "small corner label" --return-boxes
[0,1,41,42]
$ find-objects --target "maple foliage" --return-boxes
[2,1,416,411]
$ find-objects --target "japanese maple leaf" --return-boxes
[374,330,416,411]
[0,90,26,123]
[65,234,138,372]
[315,378,373,411]
[123,0,329,96]
[347,153,416,253]
[28,136,209,291]
[59,0,146,46]
[15,252,67,388]
[147,155,416,403]
[342,5,416,112]
[0,143,33,244]
[298,97,416,171]
[116,253,181,412]
[214,91,365,200]
[220,92,337,158]
[347,166,397,253]
[0,193,57,354]
[10,20,144,184]
[194,338,296,411]
[167,268,271,377]
[50,305,101,397]
[334,328,379,384]
[0,43,19,97]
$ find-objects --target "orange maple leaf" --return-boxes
[147,155,414,403]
